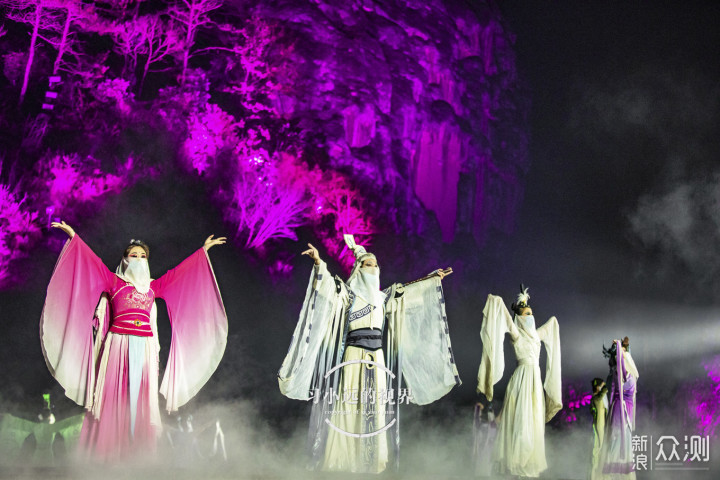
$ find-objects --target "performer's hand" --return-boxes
[436,267,453,280]
[51,221,75,238]
[204,235,227,251]
[302,243,321,265]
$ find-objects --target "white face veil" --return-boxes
[348,265,384,308]
[116,245,152,294]
[515,314,537,335]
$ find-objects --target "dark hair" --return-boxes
[510,283,530,315]
[591,377,604,391]
[124,239,150,258]
[511,303,530,315]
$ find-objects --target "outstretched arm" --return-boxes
[42,221,117,408]
[51,221,75,238]
[435,267,452,280]
[403,267,453,287]
[204,235,226,251]
[302,243,321,265]
[477,294,516,400]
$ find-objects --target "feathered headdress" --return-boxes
[511,284,530,313]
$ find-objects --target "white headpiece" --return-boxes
[344,234,377,281]
[515,285,530,309]
[343,234,383,307]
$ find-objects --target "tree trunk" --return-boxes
[179,5,198,86]
[19,3,42,106]
[138,40,153,97]
[53,9,72,75]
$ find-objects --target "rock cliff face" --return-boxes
[253,0,530,245]
[0,0,529,285]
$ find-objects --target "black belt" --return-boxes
[346,328,383,351]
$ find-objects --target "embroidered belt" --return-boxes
[346,328,383,351]
[108,313,153,337]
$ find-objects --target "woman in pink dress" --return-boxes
[41,221,228,461]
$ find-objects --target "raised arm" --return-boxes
[477,294,517,400]
[49,221,115,289]
[301,243,347,302]
[151,236,228,412]
[51,221,75,238]
[302,242,321,265]
[153,234,225,297]
[203,234,226,251]
[42,221,117,407]
[278,243,348,399]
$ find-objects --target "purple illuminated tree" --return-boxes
[215,17,296,117]
[310,170,376,270]
[136,14,183,96]
[110,14,183,96]
[46,0,99,75]
[1,0,63,105]
[109,17,145,82]
[0,182,39,286]
[168,0,223,86]
[183,103,239,174]
[225,153,311,250]
[101,0,146,21]
[29,152,128,211]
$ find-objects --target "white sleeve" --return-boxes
[538,316,562,421]
[277,261,346,400]
[476,294,516,401]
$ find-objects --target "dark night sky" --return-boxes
[496,1,720,303]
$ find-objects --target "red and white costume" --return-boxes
[40,235,227,461]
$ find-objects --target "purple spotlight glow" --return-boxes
[691,355,720,437]
[0,183,40,287]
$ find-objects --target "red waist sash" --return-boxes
[108,309,153,336]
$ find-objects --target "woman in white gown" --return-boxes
[476,286,562,477]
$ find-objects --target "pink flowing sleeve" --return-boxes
[153,248,228,412]
[40,235,117,408]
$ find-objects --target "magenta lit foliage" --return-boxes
[94,78,135,115]
[32,152,130,211]
[0,183,40,287]
[690,355,720,437]
[221,150,376,269]
[225,153,310,249]
[555,382,593,424]
[183,104,239,175]
[309,168,375,271]
[0,150,146,285]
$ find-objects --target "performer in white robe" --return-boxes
[476,286,562,478]
[278,235,461,473]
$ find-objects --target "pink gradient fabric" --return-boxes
[78,333,159,461]
[40,235,228,460]
[154,248,228,412]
